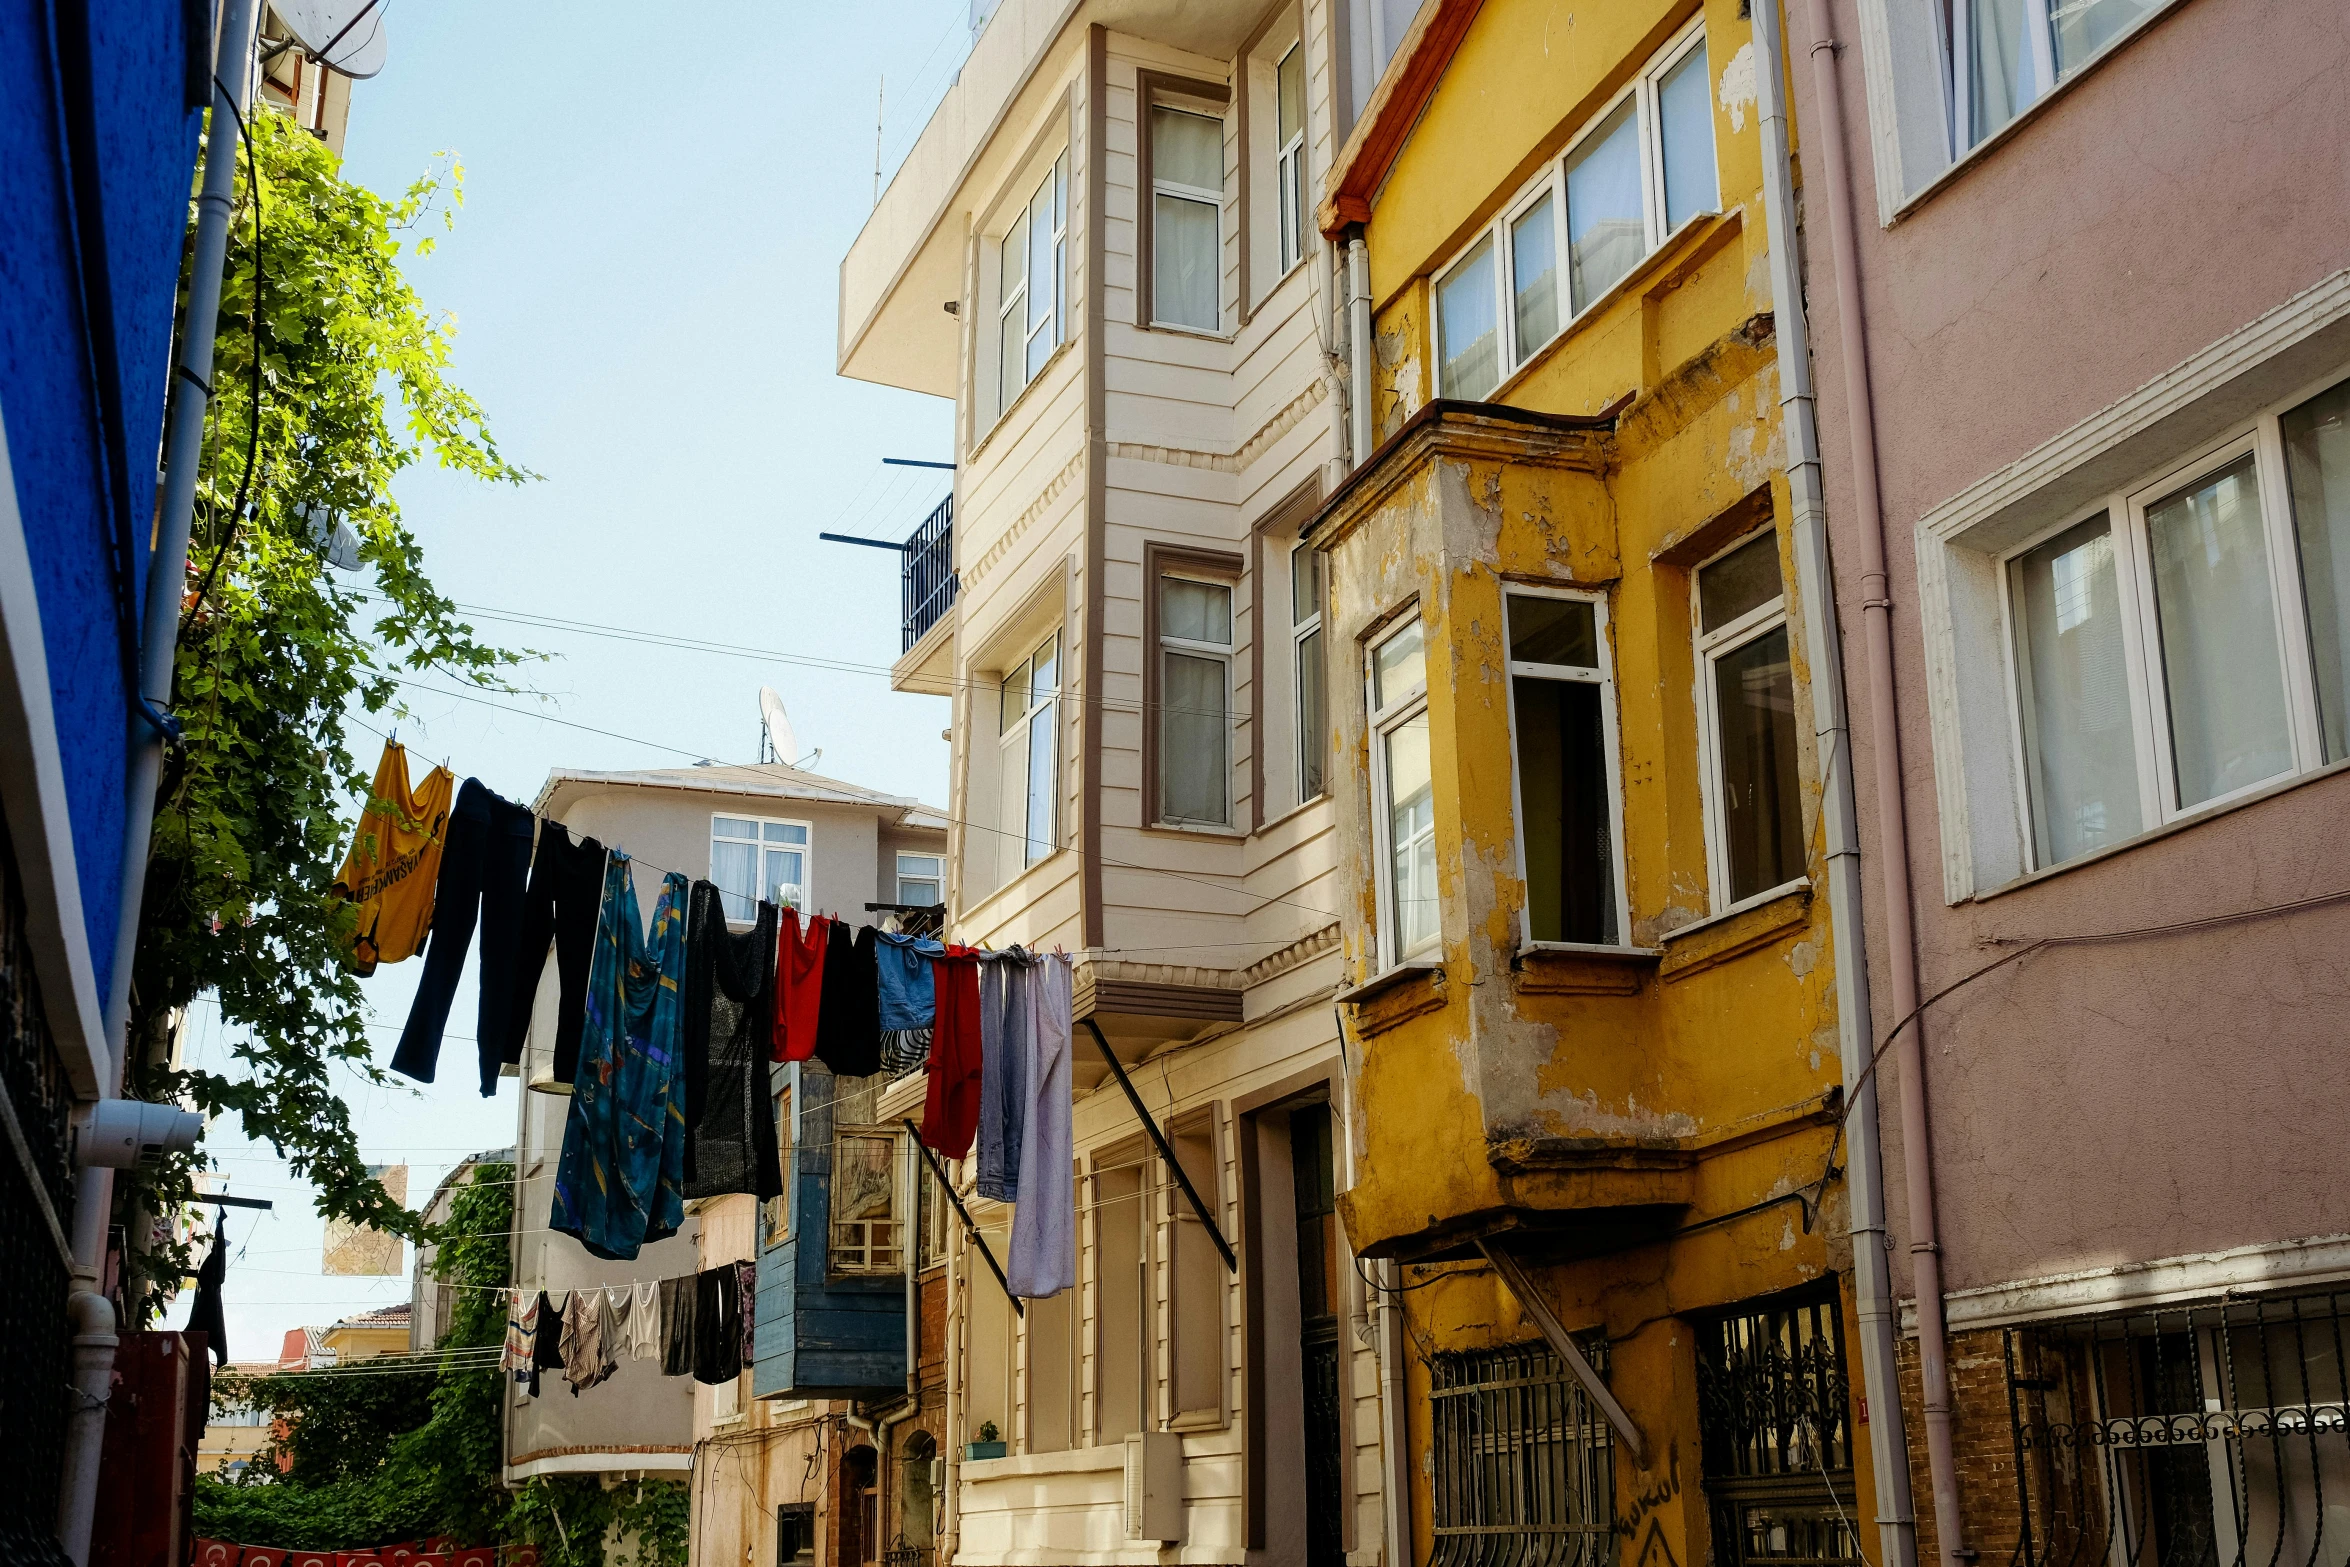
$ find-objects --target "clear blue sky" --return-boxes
[166,1,970,1361]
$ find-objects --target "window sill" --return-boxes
[1513,941,1659,997]
[1336,956,1445,1006]
[1256,792,1330,834]
[1241,255,1312,326]
[1972,754,2350,904]
[1142,818,1246,840]
[1661,878,1811,943]
[1656,881,1814,983]
[1167,1409,1228,1434]
[1338,957,1448,1040]
[1139,319,1231,342]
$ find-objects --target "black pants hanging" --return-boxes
[496,816,605,1087]
[392,779,534,1094]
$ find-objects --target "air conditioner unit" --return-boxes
[1122,1430,1182,1543]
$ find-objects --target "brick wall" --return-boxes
[1895,1328,2024,1565]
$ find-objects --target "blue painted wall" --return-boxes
[754,1065,910,1401]
[0,0,206,1001]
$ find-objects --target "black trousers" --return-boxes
[497,816,605,1086]
[392,778,534,1094]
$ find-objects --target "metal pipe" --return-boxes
[1782,0,1964,1559]
[1346,230,1373,465]
[59,4,257,1558]
[1078,1018,1234,1273]
[1749,9,1919,1562]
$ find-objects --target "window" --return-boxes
[1000,630,1061,868]
[1369,616,1439,964]
[896,852,944,907]
[776,1504,816,1567]
[1432,1341,1618,1567]
[1275,43,1308,276]
[2004,372,2350,871]
[992,154,1067,421]
[1151,105,1224,332]
[711,814,811,921]
[829,1128,901,1274]
[1504,590,1623,946]
[1158,574,1235,826]
[1094,1157,1146,1441]
[1697,1293,1859,1567]
[1345,0,1426,124]
[916,1155,948,1270]
[1292,543,1327,803]
[762,1073,794,1249]
[1170,1116,1226,1425]
[1433,25,1715,400]
[1955,0,2160,149]
[1696,531,1804,909]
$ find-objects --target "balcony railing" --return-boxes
[902,495,956,652]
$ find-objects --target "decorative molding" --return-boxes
[1316,0,1488,238]
[1902,1233,2350,1337]
[1234,920,1341,988]
[1306,401,1613,554]
[958,447,1087,595]
[1106,376,1330,475]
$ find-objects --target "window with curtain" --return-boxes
[1292,542,1326,804]
[1276,43,1308,275]
[2003,372,2350,870]
[1955,0,2160,148]
[1152,105,1224,332]
[895,852,943,907]
[1370,616,1438,964]
[1000,630,1061,869]
[1432,24,1715,401]
[1505,591,1622,946]
[711,814,811,921]
[992,153,1067,422]
[1695,531,1803,909]
[1159,574,1235,826]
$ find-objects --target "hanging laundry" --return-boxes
[878,1027,932,1077]
[551,855,690,1262]
[736,1258,758,1365]
[692,1264,742,1385]
[529,1289,567,1396]
[658,1274,697,1377]
[625,1279,662,1359]
[1008,953,1076,1298]
[331,740,455,975]
[392,779,535,1095]
[772,908,829,1063]
[186,1210,228,1365]
[812,922,881,1077]
[975,950,1036,1202]
[683,881,783,1201]
[503,1289,537,1383]
[561,1288,616,1394]
[873,929,942,1030]
[920,946,984,1158]
[499,817,607,1089]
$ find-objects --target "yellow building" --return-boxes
[1307,3,1907,1567]
[318,1302,411,1364]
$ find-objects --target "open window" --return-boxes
[1694,530,1805,911]
[1503,588,1625,947]
[1368,614,1438,966]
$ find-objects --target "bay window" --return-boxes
[1369,616,1438,965]
[991,153,1067,423]
[1151,104,1224,332]
[1503,589,1624,946]
[1158,573,1235,827]
[1434,23,1715,400]
[712,814,811,920]
[1695,531,1804,909]
[1001,631,1061,869]
[2005,372,2350,870]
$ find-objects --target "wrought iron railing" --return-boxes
[902,494,957,652]
[884,1545,934,1567]
[1430,1339,1618,1567]
[2008,1290,2350,1567]
[1698,1291,1862,1567]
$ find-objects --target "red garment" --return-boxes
[772,909,829,1062]
[921,946,984,1157]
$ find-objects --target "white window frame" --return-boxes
[1274,41,1308,277]
[1001,629,1062,869]
[895,851,945,907]
[1429,20,1715,399]
[1367,612,1439,970]
[1150,104,1226,334]
[829,1124,905,1277]
[710,812,813,922]
[1157,571,1236,828]
[1499,585,1631,951]
[989,153,1068,428]
[1995,376,2345,874]
[1291,541,1327,806]
[1693,528,1807,916]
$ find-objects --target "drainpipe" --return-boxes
[57,2,257,1559]
[1770,0,1965,1560]
[1748,5,1920,1567]
[1345,229,1373,466]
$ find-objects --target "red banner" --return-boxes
[193,1545,238,1567]
[239,1551,287,1567]
[284,1555,335,1567]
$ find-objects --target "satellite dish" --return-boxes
[759,687,798,768]
[272,0,390,79]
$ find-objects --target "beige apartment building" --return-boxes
[834,1,1418,1562]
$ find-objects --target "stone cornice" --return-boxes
[1305,400,1614,554]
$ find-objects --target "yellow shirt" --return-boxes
[332,741,456,974]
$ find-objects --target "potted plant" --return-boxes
[966,1420,1007,1460]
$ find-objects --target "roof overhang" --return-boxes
[1316,0,1487,237]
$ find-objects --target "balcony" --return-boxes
[902,493,956,653]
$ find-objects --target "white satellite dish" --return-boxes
[759,687,798,768]
[272,0,390,79]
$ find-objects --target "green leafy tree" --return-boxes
[128,101,534,1301]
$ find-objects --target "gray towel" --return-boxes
[975,950,1035,1202]
[1007,953,1075,1297]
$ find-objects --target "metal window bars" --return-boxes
[1696,1292,1863,1567]
[902,494,957,652]
[1430,1339,1620,1567]
[2007,1290,2350,1567]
